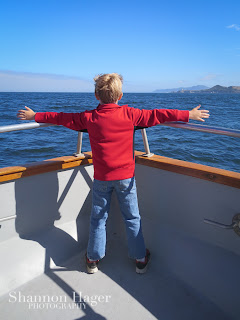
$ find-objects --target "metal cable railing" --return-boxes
[160,122,240,138]
[0,122,56,133]
[0,122,240,157]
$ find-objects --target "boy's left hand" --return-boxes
[189,105,210,122]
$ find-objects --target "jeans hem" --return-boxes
[87,254,105,261]
[128,254,145,260]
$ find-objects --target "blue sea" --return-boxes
[0,92,239,172]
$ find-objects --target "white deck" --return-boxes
[1,161,240,319]
[0,234,231,320]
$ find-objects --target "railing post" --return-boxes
[73,132,85,157]
[141,129,154,157]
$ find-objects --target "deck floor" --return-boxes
[0,238,229,320]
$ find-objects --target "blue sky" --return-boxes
[0,0,239,92]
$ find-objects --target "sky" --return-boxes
[0,0,240,92]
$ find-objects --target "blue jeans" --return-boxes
[87,177,146,260]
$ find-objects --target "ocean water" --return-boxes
[0,92,239,173]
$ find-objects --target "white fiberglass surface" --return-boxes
[0,230,237,320]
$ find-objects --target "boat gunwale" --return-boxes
[135,151,240,189]
[0,151,239,188]
[0,152,93,183]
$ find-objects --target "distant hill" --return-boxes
[178,85,240,93]
[202,85,240,93]
[153,85,209,93]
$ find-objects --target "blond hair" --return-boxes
[94,73,123,104]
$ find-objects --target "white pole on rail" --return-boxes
[141,129,154,157]
[73,132,84,157]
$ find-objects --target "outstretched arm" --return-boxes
[17,106,36,120]
[189,105,209,122]
[17,106,88,131]
[130,104,210,128]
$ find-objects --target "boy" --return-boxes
[17,73,209,274]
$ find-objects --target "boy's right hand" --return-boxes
[17,106,36,121]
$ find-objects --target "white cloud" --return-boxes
[227,24,240,31]
[200,73,218,81]
[0,70,94,92]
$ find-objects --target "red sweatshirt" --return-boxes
[35,104,189,181]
